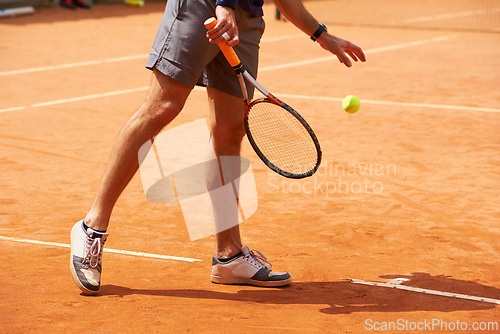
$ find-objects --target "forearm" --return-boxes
[273,0,320,37]
[273,0,366,67]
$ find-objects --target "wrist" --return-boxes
[310,23,327,42]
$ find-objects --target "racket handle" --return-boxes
[204,17,242,69]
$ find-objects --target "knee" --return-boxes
[153,99,185,125]
[137,99,184,129]
[212,121,246,147]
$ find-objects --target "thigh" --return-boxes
[146,0,220,89]
[201,10,265,99]
[142,69,192,125]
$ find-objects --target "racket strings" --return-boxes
[246,102,318,175]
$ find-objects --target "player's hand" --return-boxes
[318,34,366,67]
[206,6,239,47]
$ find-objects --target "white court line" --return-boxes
[0,106,27,113]
[0,34,301,77]
[0,86,149,112]
[6,35,491,115]
[2,86,498,115]
[393,8,500,25]
[0,235,202,263]
[349,278,500,305]
[274,93,500,113]
[0,55,149,76]
[260,35,453,72]
[0,34,452,78]
[31,86,150,108]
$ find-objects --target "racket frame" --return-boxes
[204,18,322,179]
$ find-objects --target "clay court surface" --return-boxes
[1,1,499,332]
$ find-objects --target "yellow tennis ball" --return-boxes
[342,95,360,114]
[125,0,144,6]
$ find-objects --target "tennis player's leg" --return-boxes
[85,69,190,231]
[203,11,263,260]
[70,69,191,295]
[207,87,246,259]
[208,87,292,287]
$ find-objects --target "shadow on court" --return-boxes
[101,272,499,314]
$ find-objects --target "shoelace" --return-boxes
[247,249,272,269]
[83,237,103,269]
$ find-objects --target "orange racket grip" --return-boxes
[204,17,242,68]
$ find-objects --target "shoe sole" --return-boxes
[211,275,292,287]
[70,256,100,295]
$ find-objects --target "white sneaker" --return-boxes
[211,246,292,287]
[70,220,108,295]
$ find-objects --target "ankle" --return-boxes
[82,221,107,234]
[84,214,109,232]
[216,251,242,262]
[216,245,243,259]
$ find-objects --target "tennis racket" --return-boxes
[204,18,322,179]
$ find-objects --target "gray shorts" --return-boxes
[146,0,265,99]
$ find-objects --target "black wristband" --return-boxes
[310,23,327,42]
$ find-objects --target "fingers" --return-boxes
[206,22,239,46]
[206,6,240,46]
[209,33,239,47]
[206,27,240,46]
[338,42,366,68]
[338,54,352,68]
[336,45,353,67]
[226,34,239,47]
[350,44,366,62]
[346,50,358,62]
[321,35,366,68]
